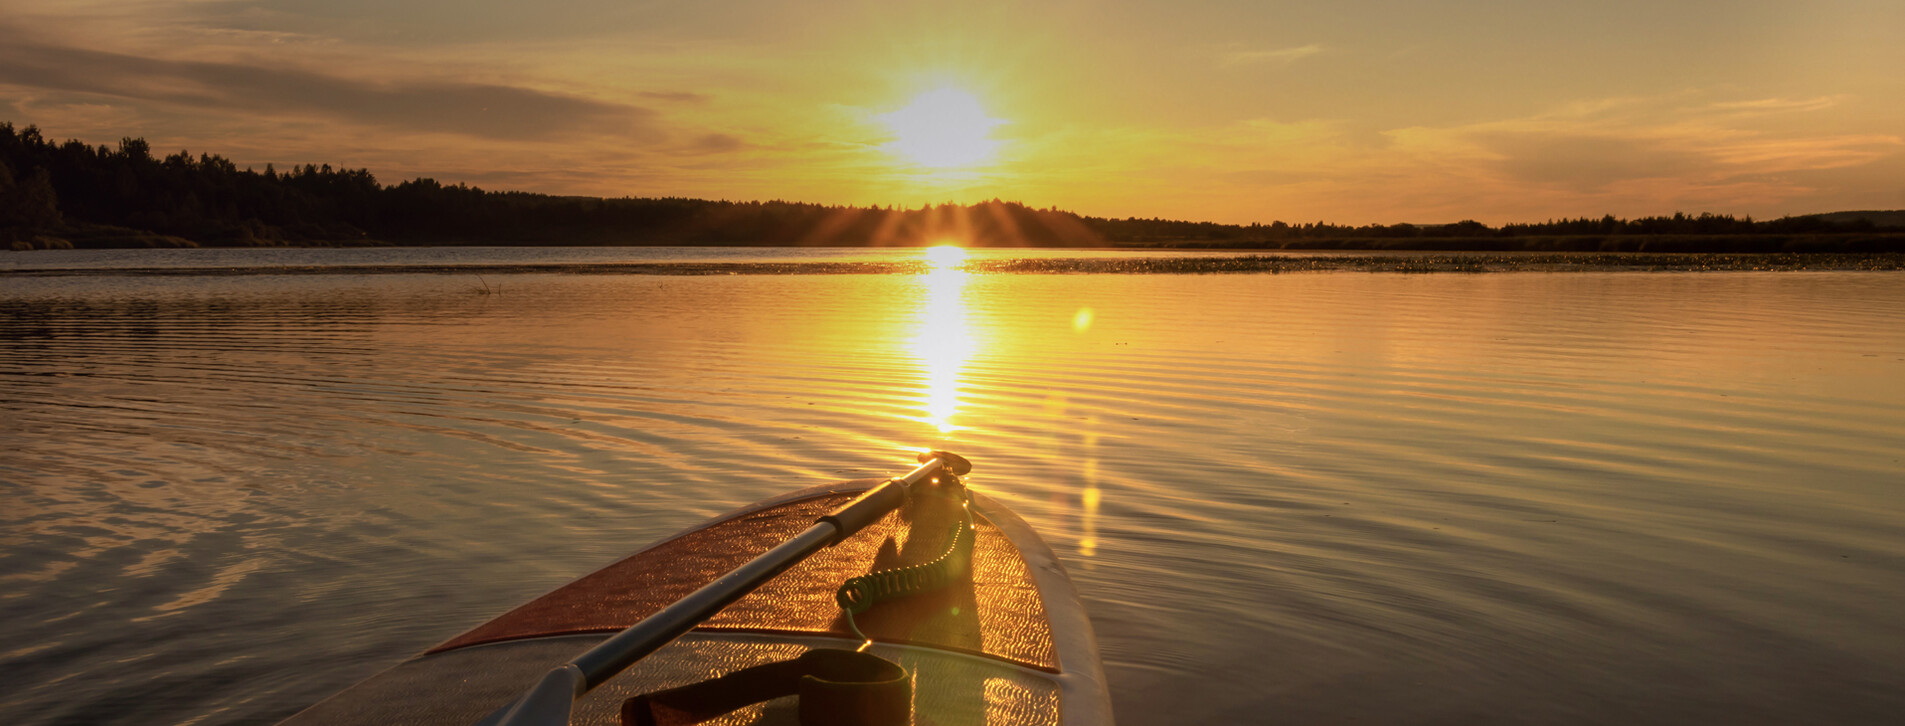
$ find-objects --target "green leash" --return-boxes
[834,490,976,645]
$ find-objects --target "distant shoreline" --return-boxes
[8,125,1905,254]
[5,252,1901,276]
[9,232,1905,254]
[1119,233,1905,254]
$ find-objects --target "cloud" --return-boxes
[1476,133,1708,190]
[1221,44,1323,67]
[638,91,711,103]
[1705,96,1843,115]
[988,86,1901,225]
[681,133,745,154]
[1459,95,1900,191]
[0,29,655,141]
[1368,92,1903,220]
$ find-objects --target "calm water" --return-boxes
[3,249,1903,724]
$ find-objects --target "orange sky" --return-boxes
[3,1,1901,224]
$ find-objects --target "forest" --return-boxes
[4,123,1901,252]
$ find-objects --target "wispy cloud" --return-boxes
[679,133,746,155]
[1375,92,1901,219]
[991,88,1902,224]
[1459,94,1897,186]
[1705,95,1844,116]
[0,29,655,141]
[1473,133,1707,189]
[1221,44,1323,67]
[638,91,711,104]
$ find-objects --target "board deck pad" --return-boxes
[434,486,1060,672]
[279,481,1109,726]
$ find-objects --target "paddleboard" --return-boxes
[278,477,1111,725]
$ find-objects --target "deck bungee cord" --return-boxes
[624,458,978,726]
[836,484,976,648]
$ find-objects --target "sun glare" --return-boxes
[880,88,1004,169]
[924,244,967,270]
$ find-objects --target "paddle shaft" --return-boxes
[572,519,840,688]
[485,457,945,725]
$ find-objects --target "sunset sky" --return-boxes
[3,0,1900,225]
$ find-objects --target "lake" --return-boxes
[3,248,1902,724]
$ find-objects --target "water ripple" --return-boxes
[2,270,1903,724]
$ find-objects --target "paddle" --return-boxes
[478,452,969,726]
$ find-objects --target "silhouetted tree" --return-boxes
[0,158,64,231]
[2,122,1898,250]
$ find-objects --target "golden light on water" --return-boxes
[880,88,1005,169]
[1079,485,1102,557]
[912,246,975,434]
[1079,419,1102,558]
[1072,307,1094,333]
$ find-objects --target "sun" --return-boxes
[879,88,1005,169]
[924,243,967,270]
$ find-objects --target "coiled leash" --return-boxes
[836,486,975,647]
[620,451,976,726]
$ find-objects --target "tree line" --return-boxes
[0,123,1104,248]
[3,122,1897,251]
[1084,211,1889,242]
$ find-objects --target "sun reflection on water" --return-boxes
[913,246,974,434]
